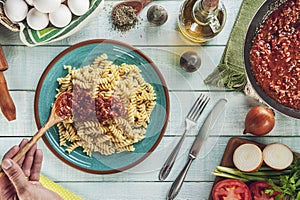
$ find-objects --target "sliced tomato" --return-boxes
[212,179,251,200]
[249,181,281,200]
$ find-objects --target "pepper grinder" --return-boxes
[178,0,226,43]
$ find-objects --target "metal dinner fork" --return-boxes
[159,93,210,181]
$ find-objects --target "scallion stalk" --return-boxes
[211,171,249,182]
[213,166,291,184]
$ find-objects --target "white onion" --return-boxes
[263,143,293,170]
[233,143,263,172]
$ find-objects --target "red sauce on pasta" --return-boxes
[250,0,300,110]
[71,86,125,123]
[55,92,73,119]
[94,95,125,122]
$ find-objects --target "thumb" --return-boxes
[2,158,28,193]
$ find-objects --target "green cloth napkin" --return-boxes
[204,0,265,91]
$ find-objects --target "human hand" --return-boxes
[0,139,62,200]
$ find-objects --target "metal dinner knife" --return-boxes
[167,98,227,200]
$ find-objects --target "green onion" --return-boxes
[212,159,300,199]
[212,165,290,184]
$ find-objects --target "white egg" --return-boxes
[68,0,90,16]
[25,0,33,6]
[49,4,72,28]
[33,0,61,13]
[26,8,49,30]
[4,0,28,22]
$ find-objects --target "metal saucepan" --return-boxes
[244,0,300,119]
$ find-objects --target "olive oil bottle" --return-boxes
[178,0,226,43]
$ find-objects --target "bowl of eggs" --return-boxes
[0,0,104,46]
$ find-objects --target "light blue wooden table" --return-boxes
[0,0,299,199]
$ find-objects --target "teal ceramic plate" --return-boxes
[34,39,169,174]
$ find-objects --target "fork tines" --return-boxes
[187,94,210,121]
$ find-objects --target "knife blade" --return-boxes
[167,98,227,200]
[189,98,227,159]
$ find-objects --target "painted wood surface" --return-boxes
[0,1,242,46]
[0,0,298,200]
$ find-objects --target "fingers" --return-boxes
[21,143,37,177]
[18,139,29,165]
[17,139,43,181]
[29,149,43,181]
[2,139,42,179]
[1,158,28,194]
[2,139,28,166]
[3,145,20,160]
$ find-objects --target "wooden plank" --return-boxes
[0,91,299,137]
[0,0,242,46]
[58,182,214,200]
[1,46,65,90]
[0,137,228,182]
[1,136,300,183]
[0,91,36,134]
[1,45,225,91]
[0,1,276,200]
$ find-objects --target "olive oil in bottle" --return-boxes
[178,0,226,43]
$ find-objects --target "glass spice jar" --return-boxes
[178,0,226,43]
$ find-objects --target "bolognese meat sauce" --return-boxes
[250,0,300,110]
[71,86,124,123]
[55,92,73,119]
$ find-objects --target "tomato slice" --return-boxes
[212,179,251,200]
[249,181,281,200]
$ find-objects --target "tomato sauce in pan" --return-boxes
[250,0,300,110]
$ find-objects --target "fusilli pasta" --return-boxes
[56,54,156,156]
